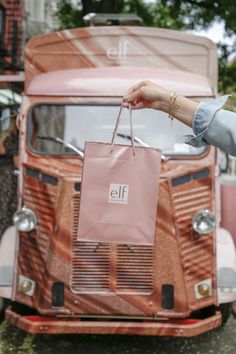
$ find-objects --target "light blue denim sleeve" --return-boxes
[184,95,236,156]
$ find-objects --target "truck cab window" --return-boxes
[29,104,206,157]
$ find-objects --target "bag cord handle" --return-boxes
[110,105,135,155]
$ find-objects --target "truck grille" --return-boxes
[72,195,154,294]
[116,245,154,292]
[72,242,111,291]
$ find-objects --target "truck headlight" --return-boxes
[192,209,216,235]
[13,207,37,232]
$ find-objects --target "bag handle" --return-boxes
[110,105,135,155]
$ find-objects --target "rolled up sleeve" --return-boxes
[184,95,236,156]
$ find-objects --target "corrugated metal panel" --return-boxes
[23,175,56,234]
[173,185,211,234]
[116,245,154,292]
[172,177,213,285]
[19,232,46,282]
[72,242,111,291]
[22,174,57,263]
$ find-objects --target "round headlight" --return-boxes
[192,209,216,235]
[13,207,37,232]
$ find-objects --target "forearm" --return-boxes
[161,92,236,156]
[123,82,235,155]
[159,94,199,128]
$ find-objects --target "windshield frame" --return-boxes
[27,102,208,158]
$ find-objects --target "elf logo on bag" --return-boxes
[109,184,129,204]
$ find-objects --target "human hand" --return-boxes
[122,80,170,112]
[123,80,198,128]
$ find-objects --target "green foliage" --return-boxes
[55,0,83,29]
[149,4,185,29]
[55,0,236,33]
[55,0,154,28]
[121,0,154,26]
[159,0,236,34]
[219,60,236,93]
[218,42,236,93]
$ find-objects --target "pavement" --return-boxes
[0,315,235,354]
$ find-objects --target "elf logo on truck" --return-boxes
[107,39,129,60]
[109,184,129,204]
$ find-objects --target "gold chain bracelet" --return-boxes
[168,92,179,120]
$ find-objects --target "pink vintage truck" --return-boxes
[0,24,235,335]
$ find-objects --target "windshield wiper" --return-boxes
[117,133,150,147]
[37,136,84,158]
[117,133,166,160]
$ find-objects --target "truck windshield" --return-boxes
[29,104,206,156]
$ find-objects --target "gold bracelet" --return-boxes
[168,92,179,120]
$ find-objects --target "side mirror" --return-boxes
[0,108,11,132]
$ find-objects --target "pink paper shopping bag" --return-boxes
[77,106,161,245]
